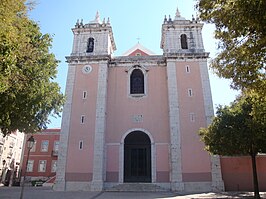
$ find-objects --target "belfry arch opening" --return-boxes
[124,131,151,183]
[181,34,188,49]
[86,37,94,53]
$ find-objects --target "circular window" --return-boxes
[82,65,92,74]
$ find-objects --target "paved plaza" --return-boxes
[0,187,266,199]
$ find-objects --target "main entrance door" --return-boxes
[124,131,151,182]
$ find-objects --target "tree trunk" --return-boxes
[250,153,260,199]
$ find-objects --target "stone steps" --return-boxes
[105,183,169,192]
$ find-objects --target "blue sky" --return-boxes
[29,0,238,128]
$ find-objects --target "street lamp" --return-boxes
[20,135,35,199]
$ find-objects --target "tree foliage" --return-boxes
[199,92,266,156]
[0,0,64,136]
[199,92,266,198]
[196,0,266,95]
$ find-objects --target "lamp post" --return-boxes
[20,135,35,199]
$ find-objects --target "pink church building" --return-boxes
[54,7,225,192]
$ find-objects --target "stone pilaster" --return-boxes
[211,155,225,191]
[199,61,224,191]
[54,64,76,191]
[91,60,109,191]
[199,61,214,125]
[166,59,184,192]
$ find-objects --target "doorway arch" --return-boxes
[124,131,151,182]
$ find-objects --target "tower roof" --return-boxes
[122,43,155,56]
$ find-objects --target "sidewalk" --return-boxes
[0,186,265,199]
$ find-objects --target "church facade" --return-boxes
[54,7,224,192]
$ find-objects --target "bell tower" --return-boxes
[161,6,224,192]
[55,12,116,191]
[71,11,116,56]
[160,7,204,54]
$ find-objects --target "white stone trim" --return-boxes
[91,60,109,191]
[199,61,214,125]
[119,142,124,183]
[151,142,156,183]
[54,64,76,191]
[199,61,224,191]
[119,128,156,183]
[106,143,120,146]
[211,155,225,191]
[166,59,184,191]
[110,62,162,68]
[122,43,155,56]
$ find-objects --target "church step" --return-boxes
[105,183,169,192]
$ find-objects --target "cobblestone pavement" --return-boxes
[0,186,265,199]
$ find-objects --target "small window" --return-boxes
[51,160,57,173]
[79,140,83,150]
[27,160,34,172]
[86,37,94,53]
[53,141,59,152]
[41,140,49,152]
[189,113,196,122]
[30,141,36,152]
[188,88,193,97]
[82,91,87,99]
[135,53,141,56]
[181,34,188,49]
[38,160,47,172]
[186,65,190,73]
[130,69,144,94]
[80,115,85,124]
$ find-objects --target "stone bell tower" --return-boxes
[161,7,224,192]
[54,12,116,191]
[71,11,116,56]
[160,7,204,54]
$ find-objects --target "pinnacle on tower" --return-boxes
[175,6,181,18]
[174,4,186,20]
[90,11,102,24]
[95,11,100,22]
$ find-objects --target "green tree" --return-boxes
[199,93,266,199]
[0,0,64,136]
[196,0,266,95]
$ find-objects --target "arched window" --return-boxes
[86,37,94,53]
[181,34,188,49]
[130,69,144,94]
